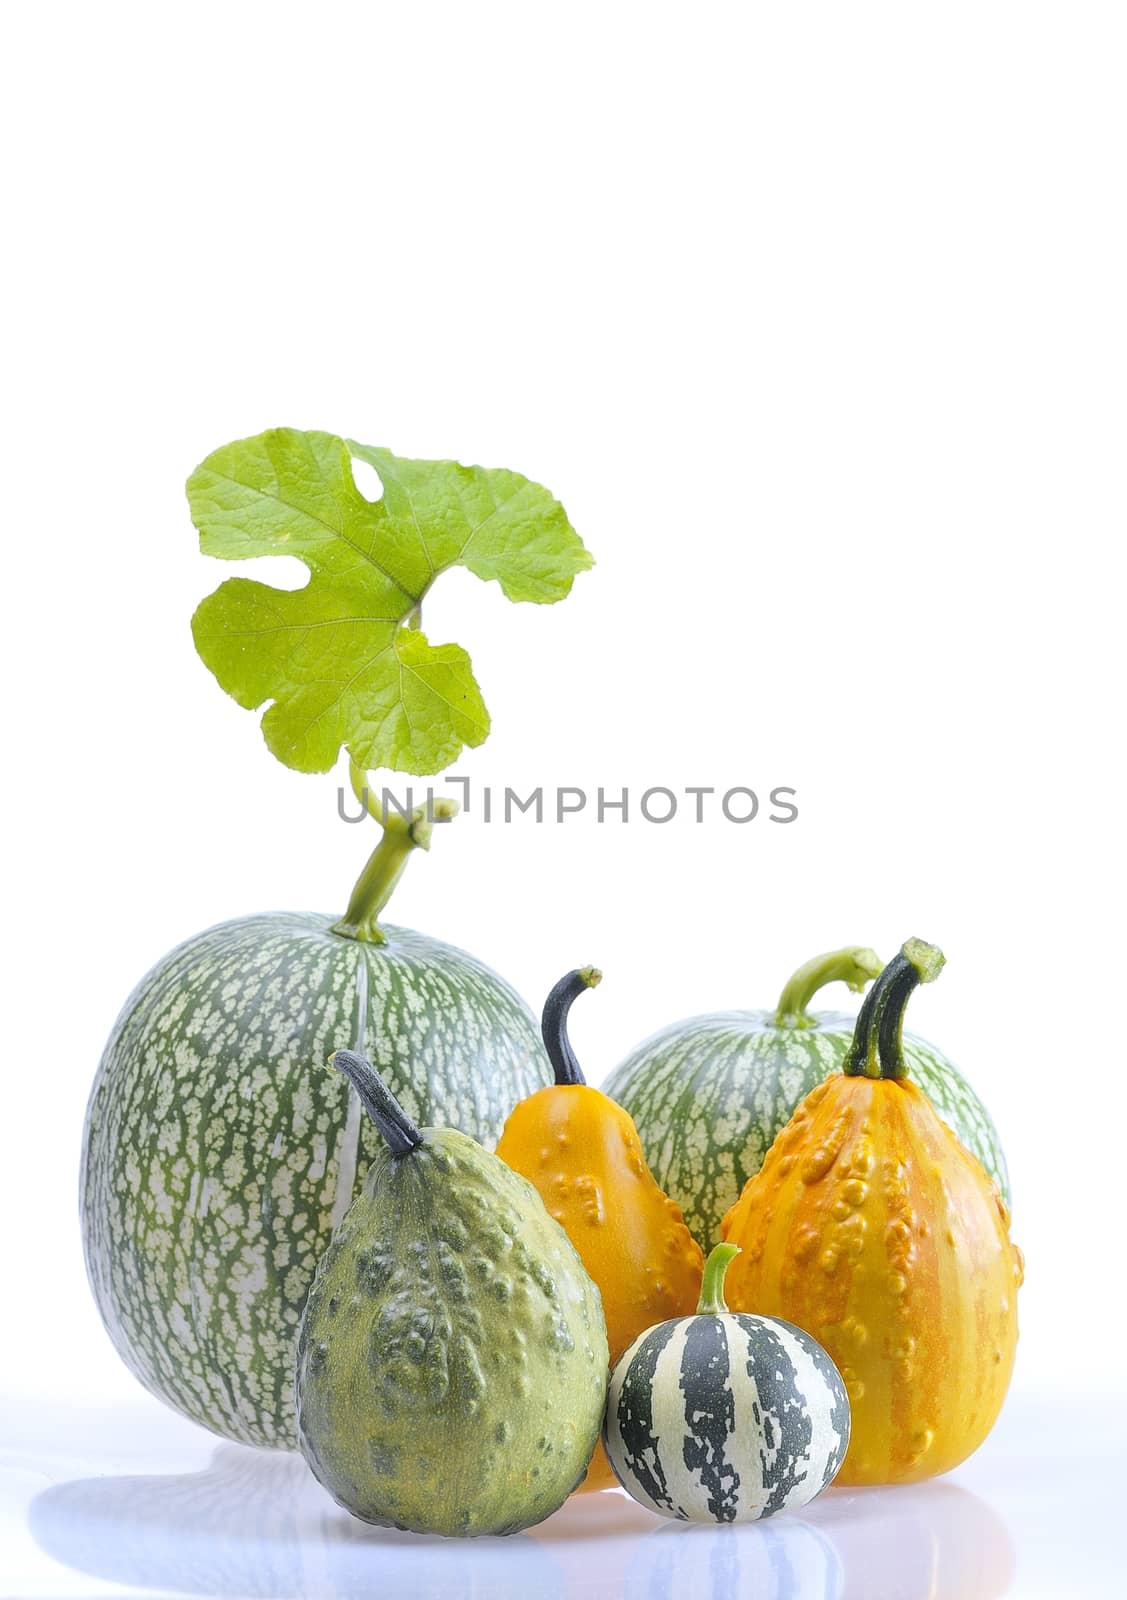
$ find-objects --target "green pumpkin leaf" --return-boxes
[188,429,592,774]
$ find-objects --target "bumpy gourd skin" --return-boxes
[496,1085,703,1490]
[607,1016,1011,1251]
[295,1126,609,1536]
[721,1074,1024,1486]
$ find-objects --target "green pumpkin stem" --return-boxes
[541,968,602,1086]
[773,946,884,1028]
[329,1048,423,1155]
[842,938,946,1080]
[333,760,459,944]
[697,1243,740,1315]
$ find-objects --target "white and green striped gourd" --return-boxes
[603,946,1010,1251]
[603,1244,850,1523]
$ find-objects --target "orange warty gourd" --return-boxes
[720,940,1023,1487]
[496,968,704,1492]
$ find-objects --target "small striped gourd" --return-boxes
[296,1050,608,1537]
[721,940,1024,1486]
[81,801,549,1449]
[495,969,703,1492]
[603,946,1010,1251]
[603,1243,849,1523]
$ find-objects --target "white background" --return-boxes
[2,2,1125,1595]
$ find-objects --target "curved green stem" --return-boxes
[773,946,883,1028]
[697,1243,739,1315]
[541,967,602,1086]
[330,1049,423,1155]
[332,761,459,944]
[843,938,945,1080]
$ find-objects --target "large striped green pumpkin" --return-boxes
[602,947,1010,1252]
[81,910,548,1449]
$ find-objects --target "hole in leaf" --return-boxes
[350,455,384,504]
[223,554,310,591]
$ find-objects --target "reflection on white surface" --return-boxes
[24,1429,1017,1600]
[618,1517,841,1599]
[815,1482,1014,1600]
[7,1385,1126,1597]
[30,1446,562,1599]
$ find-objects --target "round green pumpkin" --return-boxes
[81,807,549,1449]
[602,947,1011,1252]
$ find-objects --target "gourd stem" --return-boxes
[772,946,884,1028]
[843,938,946,1080]
[697,1243,739,1315]
[333,761,459,944]
[541,968,602,1086]
[329,1048,423,1156]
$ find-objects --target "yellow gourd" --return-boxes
[496,968,703,1491]
[721,940,1023,1486]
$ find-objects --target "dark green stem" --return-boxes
[697,1243,739,1314]
[330,1049,423,1155]
[541,967,602,1086]
[333,763,458,944]
[772,946,884,1028]
[842,938,945,1080]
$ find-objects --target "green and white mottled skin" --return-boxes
[81,913,549,1449]
[604,1012,1011,1254]
[296,1119,608,1537]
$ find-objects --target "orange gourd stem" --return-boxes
[541,965,602,1085]
[842,936,946,1079]
[495,968,704,1492]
